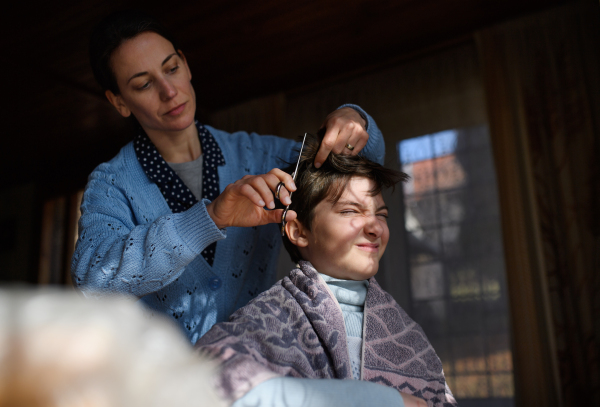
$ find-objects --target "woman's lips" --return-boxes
[356,243,379,253]
[165,103,186,116]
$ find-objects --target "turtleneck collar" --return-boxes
[319,273,369,308]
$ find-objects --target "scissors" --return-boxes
[277,133,308,236]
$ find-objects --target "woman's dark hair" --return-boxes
[89,10,180,94]
[281,130,409,263]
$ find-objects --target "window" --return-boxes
[398,125,514,406]
[38,190,83,285]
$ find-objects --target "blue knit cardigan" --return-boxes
[71,105,385,344]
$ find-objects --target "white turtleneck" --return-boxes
[319,273,369,380]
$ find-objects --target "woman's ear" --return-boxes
[105,90,131,118]
[177,49,192,80]
[285,219,309,248]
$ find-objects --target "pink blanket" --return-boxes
[196,261,457,406]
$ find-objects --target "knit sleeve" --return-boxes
[232,377,405,407]
[340,104,385,165]
[71,170,226,297]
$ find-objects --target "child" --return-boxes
[196,133,457,407]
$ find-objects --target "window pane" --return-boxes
[398,126,514,406]
[411,262,444,300]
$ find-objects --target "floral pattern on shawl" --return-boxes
[196,261,457,406]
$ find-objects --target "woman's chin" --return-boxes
[162,115,196,132]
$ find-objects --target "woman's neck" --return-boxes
[145,122,202,163]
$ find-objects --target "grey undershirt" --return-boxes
[167,155,204,201]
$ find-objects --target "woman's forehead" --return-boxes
[111,32,177,77]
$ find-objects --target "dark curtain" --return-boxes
[478,1,600,405]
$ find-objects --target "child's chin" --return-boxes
[348,267,379,280]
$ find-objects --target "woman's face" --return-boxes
[107,31,196,134]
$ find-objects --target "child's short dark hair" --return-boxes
[281,130,408,263]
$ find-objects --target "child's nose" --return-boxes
[364,215,384,238]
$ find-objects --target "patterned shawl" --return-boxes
[196,261,457,407]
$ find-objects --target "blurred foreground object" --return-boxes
[0,288,224,407]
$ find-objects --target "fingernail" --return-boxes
[291,182,297,190]
[283,197,291,205]
[314,162,321,168]
[258,200,265,207]
[268,201,275,209]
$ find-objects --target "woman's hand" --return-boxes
[400,392,428,407]
[314,107,369,168]
[206,168,297,229]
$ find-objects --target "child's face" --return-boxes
[294,176,389,280]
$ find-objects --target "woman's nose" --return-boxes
[158,78,177,100]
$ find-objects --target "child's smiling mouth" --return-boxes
[356,243,380,253]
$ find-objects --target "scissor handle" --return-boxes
[280,132,308,237]
[281,206,290,236]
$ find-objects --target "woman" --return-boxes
[72,10,385,344]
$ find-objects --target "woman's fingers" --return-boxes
[267,168,296,191]
[265,168,296,205]
[245,176,276,209]
[283,209,297,221]
[314,107,369,167]
[331,121,360,154]
[207,170,298,229]
[238,182,269,208]
[262,208,297,225]
[319,121,366,157]
[237,169,294,209]
[345,129,368,156]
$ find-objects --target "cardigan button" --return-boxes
[209,277,222,290]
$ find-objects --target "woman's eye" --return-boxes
[377,213,389,219]
[169,65,180,73]
[340,210,358,214]
[137,82,151,90]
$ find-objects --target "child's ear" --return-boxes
[285,219,309,248]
